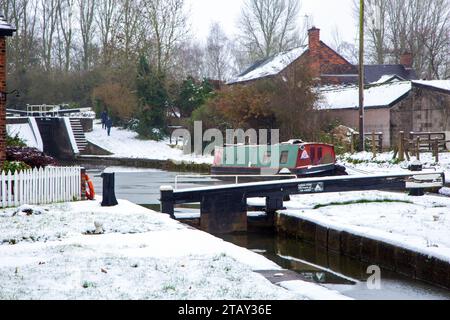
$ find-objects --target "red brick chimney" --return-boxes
[308,27,321,78]
[308,27,321,54]
[400,52,413,69]
[0,13,16,165]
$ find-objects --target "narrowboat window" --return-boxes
[318,147,323,161]
[310,147,316,163]
[280,151,289,164]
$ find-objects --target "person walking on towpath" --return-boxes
[106,117,113,137]
[101,110,108,130]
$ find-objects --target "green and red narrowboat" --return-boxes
[212,140,346,178]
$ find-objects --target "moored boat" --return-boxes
[211,140,346,179]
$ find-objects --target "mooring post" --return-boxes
[101,172,119,207]
[160,186,175,219]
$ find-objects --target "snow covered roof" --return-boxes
[372,74,406,84]
[0,14,16,36]
[364,64,417,84]
[412,80,450,93]
[228,47,307,85]
[318,81,412,110]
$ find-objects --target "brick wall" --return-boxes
[0,36,6,164]
[299,28,357,85]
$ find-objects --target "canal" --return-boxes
[88,166,450,300]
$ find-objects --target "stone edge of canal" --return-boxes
[176,211,450,292]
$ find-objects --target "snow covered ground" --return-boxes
[338,151,450,183]
[249,191,450,263]
[0,199,349,300]
[85,121,213,165]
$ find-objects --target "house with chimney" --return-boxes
[227,27,450,149]
[228,27,418,86]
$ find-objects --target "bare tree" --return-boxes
[40,0,58,70]
[358,0,450,78]
[2,0,39,71]
[118,0,144,62]
[57,0,74,72]
[205,22,232,81]
[238,0,303,61]
[95,0,121,65]
[142,0,189,74]
[172,41,205,80]
[330,25,358,64]
[78,0,95,71]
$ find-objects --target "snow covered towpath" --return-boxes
[85,121,213,165]
[0,199,349,300]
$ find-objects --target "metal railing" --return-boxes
[175,174,297,190]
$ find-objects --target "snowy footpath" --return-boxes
[85,122,213,165]
[249,190,450,264]
[0,199,349,300]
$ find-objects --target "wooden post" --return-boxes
[350,133,355,154]
[428,133,432,152]
[372,132,376,159]
[399,131,405,162]
[416,137,420,160]
[434,140,439,163]
[160,186,175,218]
[379,134,383,153]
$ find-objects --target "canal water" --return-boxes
[88,167,450,300]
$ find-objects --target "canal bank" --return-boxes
[73,156,211,173]
[275,213,450,290]
[246,191,450,292]
[86,167,450,299]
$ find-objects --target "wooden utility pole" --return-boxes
[358,0,365,152]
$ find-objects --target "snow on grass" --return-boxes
[0,198,339,300]
[250,190,450,263]
[85,121,213,165]
[338,151,450,184]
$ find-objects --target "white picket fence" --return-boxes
[0,167,82,208]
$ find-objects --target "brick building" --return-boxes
[0,14,16,164]
[228,27,417,86]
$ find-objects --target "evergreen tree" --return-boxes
[136,56,168,140]
[176,77,215,117]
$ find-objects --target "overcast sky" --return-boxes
[186,0,358,46]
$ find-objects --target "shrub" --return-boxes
[1,161,31,174]
[6,147,58,168]
[7,133,27,147]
